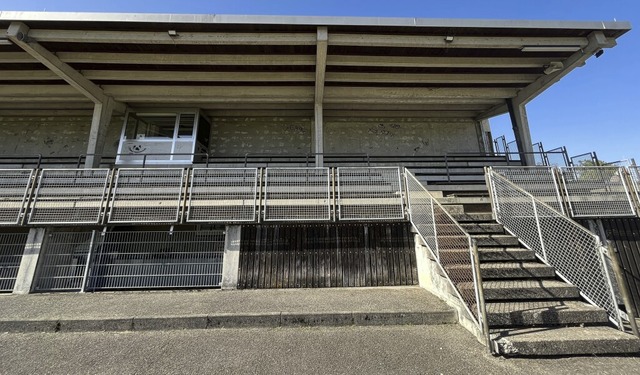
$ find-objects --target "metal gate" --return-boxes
[34,231,94,292]
[86,230,224,290]
[238,223,417,289]
[0,232,29,292]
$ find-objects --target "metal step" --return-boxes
[486,300,609,327]
[460,280,580,301]
[492,326,640,356]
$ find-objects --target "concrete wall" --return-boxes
[0,115,123,157]
[0,115,481,158]
[210,117,312,156]
[325,118,480,156]
[210,116,480,157]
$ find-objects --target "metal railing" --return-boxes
[0,232,29,292]
[187,168,258,222]
[405,169,488,338]
[263,168,331,221]
[629,166,640,205]
[337,167,404,221]
[492,166,639,219]
[560,166,636,218]
[492,166,565,214]
[28,169,111,225]
[486,168,623,327]
[0,169,34,225]
[108,168,185,224]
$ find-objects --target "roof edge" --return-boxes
[0,11,632,32]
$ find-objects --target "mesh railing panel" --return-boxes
[0,169,33,225]
[187,168,257,222]
[560,167,635,218]
[488,170,620,324]
[0,232,29,292]
[406,170,480,323]
[86,231,224,290]
[492,166,564,214]
[34,231,94,292]
[263,168,331,221]
[28,169,110,224]
[629,166,640,205]
[337,167,404,220]
[108,168,185,223]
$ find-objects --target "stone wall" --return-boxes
[0,115,123,157]
[210,116,481,157]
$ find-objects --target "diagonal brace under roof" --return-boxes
[5,22,126,113]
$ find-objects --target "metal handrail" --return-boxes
[404,168,490,346]
[486,167,624,328]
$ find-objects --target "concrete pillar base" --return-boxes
[221,225,242,290]
[13,227,47,294]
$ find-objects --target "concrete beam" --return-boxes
[507,99,535,166]
[6,22,126,113]
[27,29,316,45]
[13,228,47,294]
[221,225,242,290]
[513,31,614,106]
[325,72,538,84]
[81,71,315,82]
[57,52,316,65]
[327,55,552,68]
[329,34,588,49]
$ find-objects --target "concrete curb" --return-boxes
[0,310,457,333]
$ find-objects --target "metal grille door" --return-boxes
[0,233,29,292]
[0,169,34,225]
[34,231,95,292]
[560,167,635,218]
[337,167,404,220]
[86,230,224,290]
[187,168,258,222]
[28,169,110,224]
[263,168,331,221]
[493,167,564,214]
[109,168,185,223]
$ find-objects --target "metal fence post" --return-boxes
[607,243,640,337]
[80,230,97,293]
[531,197,548,262]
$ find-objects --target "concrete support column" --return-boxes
[506,98,535,166]
[314,103,324,167]
[13,227,47,294]
[85,97,115,168]
[221,225,242,290]
[479,119,493,154]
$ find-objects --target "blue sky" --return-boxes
[3,0,638,162]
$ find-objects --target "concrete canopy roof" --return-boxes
[0,11,631,119]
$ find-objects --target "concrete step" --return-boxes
[450,212,494,222]
[445,262,556,280]
[480,262,556,279]
[459,280,580,301]
[460,222,504,234]
[472,234,520,247]
[0,287,459,333]
[479,248,536,262]
[438,248,536,263]
[436,196,492,205]
[492,326,640,356]
[486,301,609,327]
